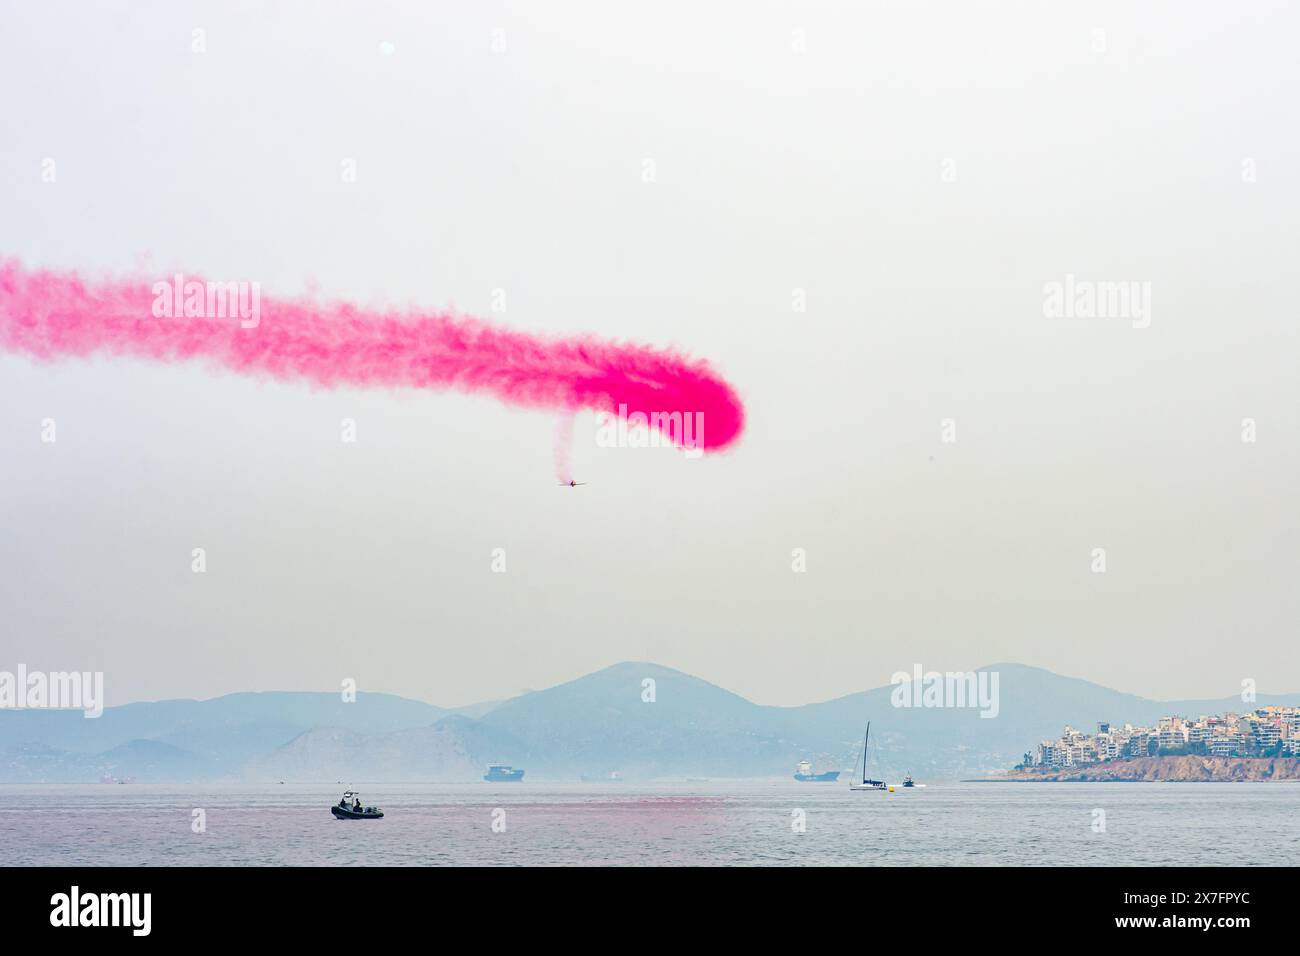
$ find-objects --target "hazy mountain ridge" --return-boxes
[0,690,468,783]
[245,724,481,782]
[3,663,1297,783]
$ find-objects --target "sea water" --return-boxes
[0,781,1294,866]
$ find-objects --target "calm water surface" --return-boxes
[1,781,1295,866]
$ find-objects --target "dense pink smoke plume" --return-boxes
[0,262,745,454]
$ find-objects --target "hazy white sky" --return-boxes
[2,1,1297,707]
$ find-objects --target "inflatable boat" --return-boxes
[331,790,384,819]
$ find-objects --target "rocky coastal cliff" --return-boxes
[996,756,1300,782]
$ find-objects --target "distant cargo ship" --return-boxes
[793,760,840,782]
[483,765,525,782]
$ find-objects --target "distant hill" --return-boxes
[466,663,796,777]
[438,661,1300,781]
[4,664,1298,783]
[3,737,215,783]
[245,724,481,782]
[770,662,1300,781]
[0,690,456,782]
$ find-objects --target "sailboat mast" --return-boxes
[863,722,870,783]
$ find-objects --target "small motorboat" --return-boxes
[331,790,384,819]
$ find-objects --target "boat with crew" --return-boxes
[331,790,384,819]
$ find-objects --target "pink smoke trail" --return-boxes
[0,262,745,454]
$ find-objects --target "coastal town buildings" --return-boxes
[1027,706,1300,768]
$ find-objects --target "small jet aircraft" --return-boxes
[559,480,587,487]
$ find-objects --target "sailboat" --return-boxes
[849,721,889,791]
